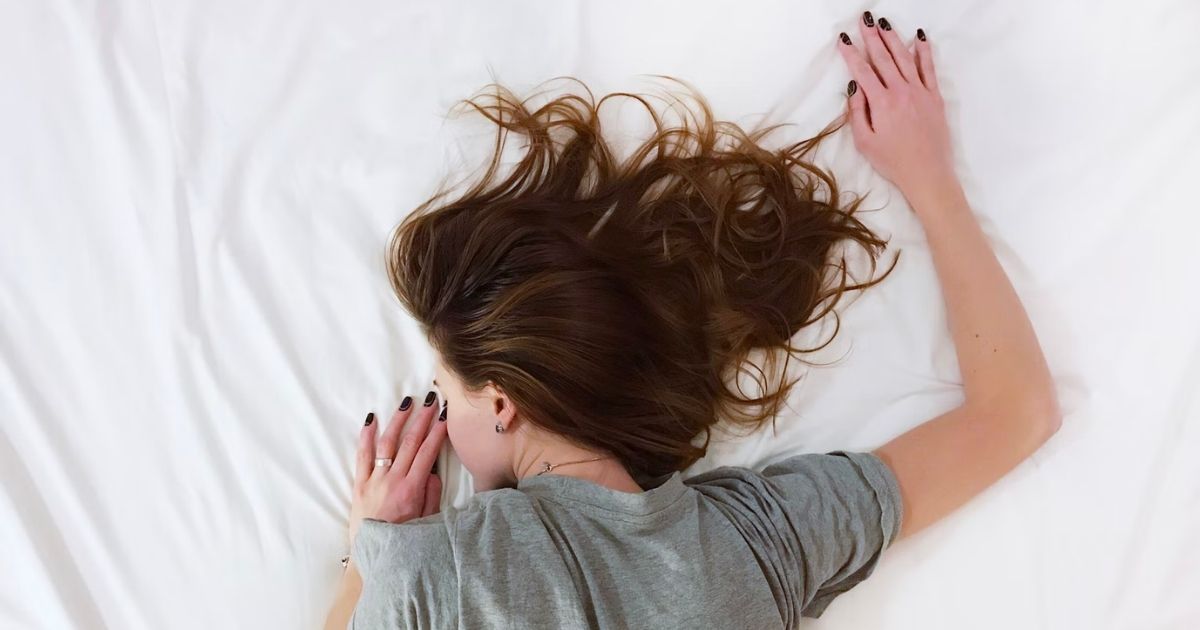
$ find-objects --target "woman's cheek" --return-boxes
[445,418,479,469]
[444,412,508,490]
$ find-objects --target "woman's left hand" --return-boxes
[348,393,447,549]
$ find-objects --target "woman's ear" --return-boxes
[486,383,518,425]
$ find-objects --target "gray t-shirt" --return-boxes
[349,450,903,629]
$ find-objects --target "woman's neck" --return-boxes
[512,432,643,493]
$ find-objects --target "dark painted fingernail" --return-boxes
[917,28,926,42]
[847,80,857,97]
[879,17,892,31]
[399,396,412,411]
[423,391,437,407]
[839,32,851,45]
[364,412,374,426]
[862,11,874,27]
[438,405,447,422]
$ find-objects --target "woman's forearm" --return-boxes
[323,562,363,630]
[908,181,1058,416]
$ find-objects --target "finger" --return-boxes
[858,14,902,88]
[390,393,441,476]
[376,393,422,470]
[914,28,939,91]
[421,473,442,517]
[402,404,448,482]
[836,33,884,99]
[876,17,919,84]
[354,412,378,493]
[846,80,873,137]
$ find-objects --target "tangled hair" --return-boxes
[387,76,898,485]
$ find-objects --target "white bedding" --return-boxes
[2,1,1197,628]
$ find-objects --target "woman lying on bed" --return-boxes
[325,12,1061,629]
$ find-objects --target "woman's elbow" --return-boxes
[1030,391,1063,446]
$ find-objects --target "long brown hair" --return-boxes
[386,76,898,485]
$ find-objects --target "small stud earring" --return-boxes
[495,422,505,433]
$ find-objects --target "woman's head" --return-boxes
[388,77,898,490]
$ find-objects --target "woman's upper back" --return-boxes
[349,450,902,629]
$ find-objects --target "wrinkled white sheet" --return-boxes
[2,1,1197,628]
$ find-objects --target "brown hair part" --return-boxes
[386,76,898,485]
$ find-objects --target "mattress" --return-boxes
[1,1,1197,628]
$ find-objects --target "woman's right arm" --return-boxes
[874,181,1061,542]
[837,15,1061,541]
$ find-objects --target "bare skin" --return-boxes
[836,13,1061,541]
[428,351,644,496]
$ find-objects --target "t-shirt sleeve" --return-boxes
[688,450,903,624]
[347,513,460,629]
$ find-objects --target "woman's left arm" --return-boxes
[323,562,364,630]
[324,398,447,629]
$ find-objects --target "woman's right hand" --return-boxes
[348,394,445,550]
[836,15,959,210]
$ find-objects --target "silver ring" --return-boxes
[374,457,393,469]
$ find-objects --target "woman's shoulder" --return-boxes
[356,486,537,546]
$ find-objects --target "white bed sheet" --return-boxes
[2,1,1198,628]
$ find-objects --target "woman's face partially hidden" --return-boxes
[432,352,518,492]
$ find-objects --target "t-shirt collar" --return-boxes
[516,469,688,516]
